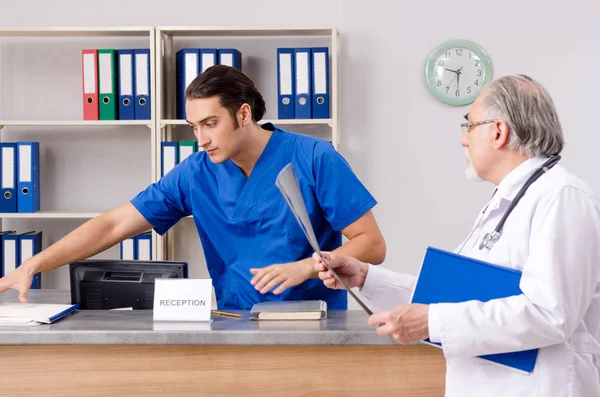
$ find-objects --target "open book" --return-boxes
[275,163,374,315]
[0,303,79,326]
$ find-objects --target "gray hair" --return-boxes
[482,74,564,157]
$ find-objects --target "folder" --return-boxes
[0,303,78,324]
[200,48,217,73]
[218,48,242,70]
[117,49,135,120]
[161,142,179,178]
[98,49,118,120]
[0,230,15,277]
[410,246,539,373]
[277,48,295,119]
[176,48,200,120]
[0,143,17,213]
[120,237,136,260]
[136,232,152,261]
[82,49,99,120]
[178,141,197,163]
[17,142,40,213]
[250,300,327,320]
[19,231,42,289]
[311,47,330,119]
[134,49,151,120]
[2,233,19,278]
[294,48,312,119]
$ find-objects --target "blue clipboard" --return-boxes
[411,246,539,373]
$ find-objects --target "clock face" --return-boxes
[425,40,492,106]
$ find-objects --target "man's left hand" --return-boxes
[368,304,430,344]
[250,259,315,295]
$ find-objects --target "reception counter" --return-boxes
[0,290,445,396]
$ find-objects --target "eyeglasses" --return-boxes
[460,119,497,136]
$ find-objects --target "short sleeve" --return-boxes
[130,159,192,235]
[313,141,377,231]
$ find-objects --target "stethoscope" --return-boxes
[461,155,561,253]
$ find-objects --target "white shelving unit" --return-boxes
[0,26,159,271]
[154,26,340,261]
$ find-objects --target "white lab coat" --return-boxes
[360,156,600,396]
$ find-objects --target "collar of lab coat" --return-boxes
[493,156,550,204]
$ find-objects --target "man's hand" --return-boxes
[250,259,315,295]
[0,262,35,303]
[368,304,430,344]
[313,251,369,290]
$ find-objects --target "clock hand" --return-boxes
[445,68,458,73]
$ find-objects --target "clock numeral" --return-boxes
[445,51,451,58]
[477,70,482,77]
[437,80,442,86]
[475,60,480,67]
[434,69,439,77]
[445,86,450,93]
[474,80,479,86]
[455,90,460,97]
[469,52,472,59]
[438,60,444,66]
[456,49,463,56]
[467,87,472,94]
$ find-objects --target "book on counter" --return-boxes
[249,300,327,320]
[0,303,79,326]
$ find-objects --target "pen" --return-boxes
[211,310,241,318]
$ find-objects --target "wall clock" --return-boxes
[425,39,493,106]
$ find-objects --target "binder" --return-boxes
[200,48,217,73]
[294,48,312,119]
[16,142,40,213]
[18,231,42,289]
[117,49,135,120]
[161,142,179,178]
[176,48,200,120]
[98,49,118,120]
[0,230,15,277]
[218,48,242,70]
[0,143,17,213]
[2,233,19,279]
[410,246,539,373]
[136,232,152,261]
[311,47,330,119]
[134,49,151,120]
[277,48,295,119]
[81,49,99,120]
[120,237,136,260]
[178,141,197,163]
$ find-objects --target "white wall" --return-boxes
[1,1,598,309]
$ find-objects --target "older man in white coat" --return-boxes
[314,74,600,396]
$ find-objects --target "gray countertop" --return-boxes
[0,290,399,346]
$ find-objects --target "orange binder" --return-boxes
[81,49,98,120]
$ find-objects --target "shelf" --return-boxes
[0,211,101,219]
[0,120,152,128]
[0,27,153,37]
[156,26,335,37]
[160,118,332,127]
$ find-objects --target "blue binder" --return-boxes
[218,48,242,70]
[17,142,40,213]
[120,236,136,260]
[0,143,17,213]
[161,142,179,178]
[135,232,152,260]
[176,48,200,120]
[311,47,330,119]
[200,48,217,72]
[277,48,295,119]
[294,48,312,119]
[18,231,42,289]
[133,49,151,120]
[0,230,16,277]
[411,246,539,373]
[117,49,136,120]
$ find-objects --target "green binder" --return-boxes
[178,141,198,162]
[98,49,118,120]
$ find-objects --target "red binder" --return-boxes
[81,49,98,120]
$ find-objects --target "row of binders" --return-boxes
[277,47,330,120]
[0,230,42,289]
[176,48,242,120]
[161,141,199,178]
[82,48,151,121]
[0,142,40,213]
[120,232,152,260]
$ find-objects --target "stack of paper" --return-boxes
[0,303,78,326]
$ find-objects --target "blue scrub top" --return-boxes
[130,124,377,310]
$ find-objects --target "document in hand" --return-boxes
[410,246,538,373]
[275,163,374,315]
[0,303,78,326]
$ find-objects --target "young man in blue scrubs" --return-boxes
[0,65,386,310]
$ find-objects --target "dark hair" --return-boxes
[185,65,266,127]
